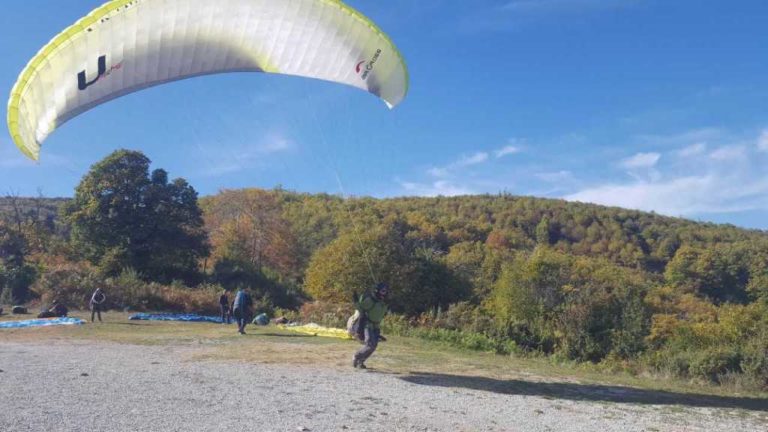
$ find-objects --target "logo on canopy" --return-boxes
[78,55,124,91]
[357,49,382,81]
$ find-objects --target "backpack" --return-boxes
[346,310,368,342]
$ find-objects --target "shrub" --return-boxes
[688,348,743,383]
[740,330,768,389]
[298,301,354,328]
[646,346,745,384]
[33,265,222,314]
[381,315,520,355]
[434,302,496,335]
[34,262,99,308]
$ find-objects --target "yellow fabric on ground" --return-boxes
[279,323,353,340]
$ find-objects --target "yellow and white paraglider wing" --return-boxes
[7,0,408,160]
[279,323,354,340]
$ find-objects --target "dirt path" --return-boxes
[0,341,765,431]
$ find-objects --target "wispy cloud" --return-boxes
[620,152,660,169]
[458,0,638,33]
[502,0,638,14]
[536,170,573,183]
[567,129,768,217]
[677,142,707,158]
[0,140,72,169]
[758,129,768,152]
[460,152,490,165]
[495,144,522,158]
[636,128,722,147]
[427,139,524,178]
[709,145,746,161]
[199,132,295,177]
[400,180,475,197]
[428,151,489,178]
[566,175,768,216]
[258,134,293,154]
[0,153,36,169]
[396,128,768,225]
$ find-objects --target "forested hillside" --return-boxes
[5,190,765,307]
[1,150,767,389]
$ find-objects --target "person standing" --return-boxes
[89,288,106,323]
[218,290,230,324]
[232,287,253,335]
[352,283,389,369]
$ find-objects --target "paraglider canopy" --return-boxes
[7,0,409,160]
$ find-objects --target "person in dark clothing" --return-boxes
[352,283,389,369]
[219,291,230,324]
[49,300,69,318]
[37,299,67,318]
[89,288,106,323]
[232,288,253,334]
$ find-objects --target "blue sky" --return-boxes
[1,0,768,229]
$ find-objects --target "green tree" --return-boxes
[491,248,650,361]
[304,219,468,315]
[665,245,750,304]
[536,216,552,246]
[0,223,36,304]
[491,248,569,325]
[63,150,209,284]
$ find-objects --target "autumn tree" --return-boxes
[204,189,299,279]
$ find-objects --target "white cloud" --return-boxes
[459,0,638,34]
[427,151,489,178]
[426,138,525,179]
[566,175,768,216]
[502,0,636,14]
[567,177,709,215]
[396,125,768,226]
[709,145,746,161]
[636,128,722,147]
[495,145,521,158]
[461,152,490,166]
[758,130,768,152]
[562,124,768,219]
[567,131,768,217]
[200,132,294,176]
[620,152,660,169]
[677,142,707,158]
[0,140,72,169]
[400,180,475,197]
[426,167,449,178]
[536,170,573,183]
[259,134,293,154]
[0,153,36,169]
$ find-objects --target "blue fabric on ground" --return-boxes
[0,317,86,329]
[129,313,229,324]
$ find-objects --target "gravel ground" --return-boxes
[0,341,765,432]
